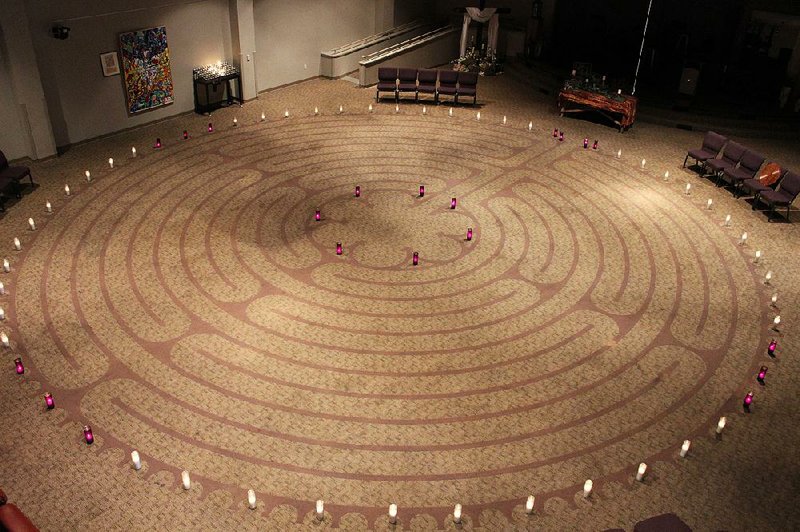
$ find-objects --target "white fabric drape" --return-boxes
[459,7,499,57]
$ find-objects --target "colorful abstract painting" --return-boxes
[119,26,174,114]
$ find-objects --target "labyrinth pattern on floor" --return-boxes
[6,109,767,526]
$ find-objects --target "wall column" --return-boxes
[375,0,395,33]
[0,0,56,160]
[229,0,258,99]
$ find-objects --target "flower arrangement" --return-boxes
[451,47,500,76]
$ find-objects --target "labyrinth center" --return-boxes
[11,112,763,512]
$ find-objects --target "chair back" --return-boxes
[397,68,418,83]
[778,170,800,199]
[378,67,397,82]
[457,71,478,88]
[438,70,458,86]
[703,131,727,153]
[417,69,438,84]
[721,141,746,165]
[739,151,765,173]
[0,150,8,171]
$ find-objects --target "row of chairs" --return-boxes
[376,67,478,105]
[684,132,800,222]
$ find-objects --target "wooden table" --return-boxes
[557,88,638,132]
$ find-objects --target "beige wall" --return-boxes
[253,0,377,89]
[25,0,232,148]
[0,37,29,161]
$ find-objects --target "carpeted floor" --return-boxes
[1,66,799,531]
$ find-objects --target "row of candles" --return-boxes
[3,108,784,523]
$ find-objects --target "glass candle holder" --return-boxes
[14,357,24,374]
[154,138,161,149]
[84,425,94,444]
[354,186,361,198]
[467,228,473,241]
[412,252,419,266]
[336,242,342,255]
[450,197,457,209]
[419,185,425,197]
[44,392,55,409]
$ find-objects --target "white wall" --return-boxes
[25,0,232,147]
[253,0,377,88]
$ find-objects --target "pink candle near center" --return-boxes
[44,392,55,409]
[83,425,94,445]
[450,197,457,209]
[466,228,473,241]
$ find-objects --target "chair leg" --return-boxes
[683,155,689,167]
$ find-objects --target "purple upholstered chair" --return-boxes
[417,69,438,101]
[740,168,786,199]
[683,131,727,169]
[754,170,800,222]
[397,68,418,101]
[456,71,478,105]
[376,67,398,102]
[704,141,745,179]
[0,150,33,197]
[437,70,458,104]
[719,149,765,195]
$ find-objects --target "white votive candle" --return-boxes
[247,489,256,509]
[316,499,324,520]
[131,147,137,157]
[525,495,535,514]
[181,470,191,490]
[2,259,9,272]
[716,416,726,434]
[46,201,52,213]
[108,158,114,169]
[680,439,691,457]
[28,218,35,231]
[131,450,141,470]
[453,503,462,523]
[636,462,647,481]
[706,198,713,210]
[64,184,71,196]
[583,479,593,498]
[13,238,21,251]
[388,503,397,524]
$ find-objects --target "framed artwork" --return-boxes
[100,51,120,77]
[119,26,174,114]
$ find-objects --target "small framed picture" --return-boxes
[100,51,120,77]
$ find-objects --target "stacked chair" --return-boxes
[373,68,479,105]
[684,132,798,222]
[0,149,35,212]
[718,149,765,196]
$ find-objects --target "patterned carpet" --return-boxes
[1,69,799,531]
